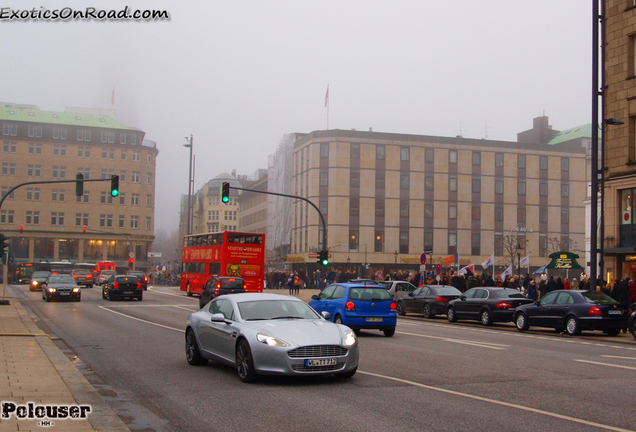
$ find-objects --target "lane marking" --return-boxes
[98,306,182,332]
[172,305,199,312]
[396,331,508,350]
[148,287,197,300]
[573,359,636,371]
[98,304,194,308]
[601,355,636,361]
[357,370,633,432]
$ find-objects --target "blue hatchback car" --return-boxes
[309,283,397,337]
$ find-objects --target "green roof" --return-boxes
[548,124,596,145]
[0,106,135,130]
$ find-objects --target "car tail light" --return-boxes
[244,284,247,290]
[345,301,355,311]
[215,286,220,296]
[113,282,119,289]
[137,282,141,289]
[72,274,77,278]
[390,302,397,310]
[588,306,603,316]
[495,302,512,309]
[436,296,449,302]
[144,277,148,282]
[87,275,92,279]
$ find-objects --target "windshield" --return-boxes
[349,288,393,301]
[238,300,321,321]
[582,291,619,304]
[48,275,75,284]
[33,272,50,278]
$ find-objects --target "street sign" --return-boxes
[420,253,426,265]
[147,252,163,258]
[424,249,433,254]
[308,253,319,258]
[419,265,426,273]
[129,252,135,259]
[435,263,442,275]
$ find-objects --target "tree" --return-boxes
[496,235,528,272]
[547,237,579,255]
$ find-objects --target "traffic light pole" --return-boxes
[229,186,328,255]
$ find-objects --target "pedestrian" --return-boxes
[287,273,294,295]
[293,273,302,295]
[563,278,570,290]
[555,277,564,291]
[538,279,547,299]
[570,278,578,290]
[527,280,538,301]
[546,276,557,293]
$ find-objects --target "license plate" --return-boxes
[305,358,337,367]
[366,317,383,322]
[608,310,622,315]
[123,291,133,295]
[58,292,70,296]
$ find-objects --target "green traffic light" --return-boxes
[111,190,119,197]
[322,258,328,266]
[222,196,229,203]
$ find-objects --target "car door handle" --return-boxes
[231,331,238,338]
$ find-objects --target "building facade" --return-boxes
[0,103,158,271]
[238,170,268,237]
[287,128,587,276]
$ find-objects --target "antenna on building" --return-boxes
[484,121,494,140]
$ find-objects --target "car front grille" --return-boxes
[291,362,346,372]
[287,345,348,358]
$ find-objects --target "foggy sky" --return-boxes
[1,0,592,233]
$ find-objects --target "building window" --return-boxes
[52,166,66,179]
[495,233,504,256]
[561,183,570,197]
[448,231,457,248]
[0,210,15,224]
[147,154,152,164]
[472,232,481,256]
[375,230,384,253]
[518,180,526,195]
[320,143,329,158]
[2,123,17,136]
[449,175,457,192]
[102,148,115,159]
[400,201,409,218]
[131,215,139,229]
[26,188,40,201]
[472,178,481,193]
[132,171,140,183]
[540,208,548,223]
[77,130,91,141]
[540,182,548,196]
[350,170,360,188]
[561,157,569,171]
[120,133,126,144]
[495,153,504,167]
[76,213,89,227]
[561,209,569,224]
[424,229,433,251]
[1,187,14,200]
[100,192,114,204]
[425,175,434,191]
[146,217,151,230]
[539,234,548,257]
[472,151,481,165]
[319,199,328,216]
[349,198,359,216]
[518,154,526,169]
[26,211,40,225]
[399,230,409,254]
[376,145,385,160]
[425,203,433,219]
[349,229,359,253]
[319,170,328,187]
[52,189,65,202]
[2,141,16,153]
[472,206,480,220]
[518,208,526,222]
[375,200,385,217]
[448,149,456,164]
[133,151,140,161]
[540,155,548,170]
[51,212,65,226]
[2,163,16,176]
[351,143,360,159]
[400,147,410,161]
[101,131,107,143]
[146,172,152,185]
[28,143,42,154]
[119,215,125,228]
[131,193,139,206]
[400,174,409,189]
[121,150,127,160]
[495,206,503,221]
[120,170,126,182]
[28,125,42,138]
[131,134,137,145]
[495,179,504,194]
[449,204,457,219]
[375,171,385,189]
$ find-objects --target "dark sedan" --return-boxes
[30,271,50,292]
[127,271,149,290]
[199,276,246,309]
[514,290,629,336]
[629,312,636,341]
[102,275,143,301]
[447,287,532,326]
[397,285,462,318]
[41,274,81,302]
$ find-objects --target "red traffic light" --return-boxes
[19,225,23,233]
[128,258,134,264]
[82,226,87,232]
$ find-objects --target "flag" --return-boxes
[111,87,115,105]
[458,264,474,275]
[481,254,494,269]
[520,256,530,267]
[443,254,455,266]
[500,265,512,280]
[325,84,329,107]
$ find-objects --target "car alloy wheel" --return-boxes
[186,283,192,297]
[236,340,257,383]
[480,309,492,326]
[185,329,207,366]
[422,304,432,319]
[334,315,343,324]
[447,307,457,322]
[515,313,528,331]
[396,301,405,316]
[565,316,580,335]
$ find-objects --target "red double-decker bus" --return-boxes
[180,231,265,297]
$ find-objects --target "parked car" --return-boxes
[514,290,629,336]
[629,311,636,341]
[397,285,462,318]
[97,270,117,286]
[309,283,397,337]
[185,293,359,382]
[127,271,149,290]
[30,271,51,292]
[71,269,94,288]
[380,280,418,301]
[447,287,533,326]
[41,274,81,302]
[102,275,143,301]
[199,276,246,309]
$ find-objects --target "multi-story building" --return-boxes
[0,103,158,271]
[286,126,587,276]
[186,173,240,236]
[601,0,636,283]
[238,170,268,237]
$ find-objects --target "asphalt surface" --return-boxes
[12,284,636,432]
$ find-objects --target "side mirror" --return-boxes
[534,301,541,306]
[460,296,466,301]
[321,311,331,320]
[311,295,318,300]
[210,313,227,323]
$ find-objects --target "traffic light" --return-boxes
[110,175,119,197]
[319,250,329,266]
[128,258,134,269]
[0,234,10,261]
[221,182,230,203]
[82,226,87,233]
[75,173,84,196]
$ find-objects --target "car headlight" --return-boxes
[256,333,289,347]
[72,288,80,293]
[32,281,38,286]
[48,288,56,293]
[343,330,357,347]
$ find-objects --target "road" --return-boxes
[10,284,636,432]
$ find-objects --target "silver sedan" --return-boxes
[185,293,359,382]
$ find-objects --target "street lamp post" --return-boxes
[394,250,398,266]
[516,242,524,282]
[183,135,193,236]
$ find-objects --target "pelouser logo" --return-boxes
[1,402,91,420]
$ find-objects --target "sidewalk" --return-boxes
[0,288,128,431]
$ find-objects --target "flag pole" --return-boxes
[325,84,329,130]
